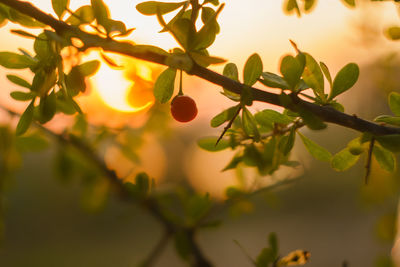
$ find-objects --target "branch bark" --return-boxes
[1,0,400,136]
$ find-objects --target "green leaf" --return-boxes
[255,109,294,127]
[343,0,355,7]
[223,63,239,81]
[329,63,359,100]
[320,61,332,88]
[222,154,242,171]
[256,248,275,267]
[189,51,225,67]
[66,67,85,96]
[241,85,253,106]
[198,136,230,152]
[260,72,289,90]
[0,52,36,69]
[7,74,31,88]
[153,67,177,103]
[376,134,400,153]
[285,0,300,16]
[16,100,35,136]
[131,45,169,57]
[52,0,69,18]
[374,115,400,127]
[347,137,364,155]
[304,0,316,11]
[389,92,400,116]
[91,0,110,26]
[297,107,327,130]
[10,29,37,39]
[34,33,50,60]
[331,147,360,171]
[279,128,296,156]
[211,105,240,127]
[170,18,195,50]
[186,194,212,223]
[78,60,100,76]
[10,91,35,101]
[280,55,303,89]
[242,107,260,140]
[302,53,324,100]
[373,145,396,172]
[243,53,263,86]
[16,133,48,152]
[136,1,186,15]
[193,6,221,50]
[201,7,220,33]
[386,26,400,40]
[37,90,57,124]
[9,9,45,28]
[66,6,95,25]
[268,233,278,258]
[298,132,332,162]
[124,172,150,198]
[174,231,191,261]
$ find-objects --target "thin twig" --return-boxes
[141,230,172,267]
[365,137,375,184]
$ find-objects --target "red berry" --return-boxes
[170,95,198,123]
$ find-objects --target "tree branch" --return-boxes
[1,0,399,136]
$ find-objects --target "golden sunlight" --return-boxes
[92,57,155,113]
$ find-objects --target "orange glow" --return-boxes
[92,55,155,113]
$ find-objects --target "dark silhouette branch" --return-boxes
[1,0,400,137]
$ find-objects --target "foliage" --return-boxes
[0,0,399,266]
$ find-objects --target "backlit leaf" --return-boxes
[374,115,400,127]
[0,52,36,69]
[298,132,331,162]
[389,92,400,116]
[260,72,289,90]
[386,26,400,40]
[91,0,110,26]
[329,63,359,100]
[302,53,324,100]
[66,6,95,25]
[153,67,176,103]
[242,107,260,140]
[52,0,69,18]
[331,147,360,171]
[10,91,35,101]
[373,145,395,172]
[243,53,263,86]
[211,105,240,127]
[223,63,239,81]
[16,100,35,136]
[7,74,31,88]
[319,61,332,88]
[280,55,303,89]
[198,136,230,152]
[136,1,186,16]
[376,134,400,153]
[255,109,294,126]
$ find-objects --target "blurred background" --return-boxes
[0,0,400,266]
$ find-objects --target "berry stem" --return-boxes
[178,69,183,96]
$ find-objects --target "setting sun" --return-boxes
[92,57,155,113]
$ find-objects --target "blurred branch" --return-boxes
[0,0,400,136]
[0,104,212,267]
[141,230,172,267]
